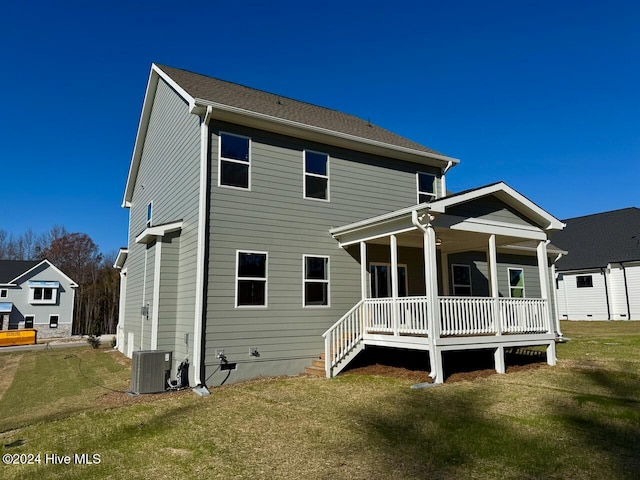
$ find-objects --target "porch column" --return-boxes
[536,240,553,334]
[360,242,368,300]
[390,234,399,335]
[488,234,502,336]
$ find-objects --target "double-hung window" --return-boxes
[236,251,267,307]
[508,268,525,298]
[220,132,251,189]
[417,172,436,203]
[304,150,329,200]
[303,255,329,306]
[451,264,472,296]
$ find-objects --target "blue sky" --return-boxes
[1,1,638,255]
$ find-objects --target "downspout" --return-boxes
[551,252,564,337]
[440,161,454,197]
[193,105,213,388]
[621,262,631,320]
[411,209,439,380]
[601,267,611,320]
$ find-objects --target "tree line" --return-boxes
[0,227,119,335]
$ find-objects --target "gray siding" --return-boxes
[122,78,201,376]
[205,122,442,384]
[447,196,536,228]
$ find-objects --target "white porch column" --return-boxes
[390,234,399,335]
[488,234,502,336]
[360,242,368,300]
[536,240,553,334]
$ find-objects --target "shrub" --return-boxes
[87,334,101,349]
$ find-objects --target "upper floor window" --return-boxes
[304,151,329,201]
[576,275,593,288]
[146,201,153,227]
[417,172,436,203]
[29,282,59,304]
[303,255,329,306]
[0,289,7,298]
[220,132,251,189]
[236,251,267,307]
[508,268,525,298]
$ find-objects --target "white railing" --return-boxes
[323,296,549,376]
[499,298,548,333]
[322,300,365,375]
[439,297,496,335]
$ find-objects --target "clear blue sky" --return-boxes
[1,1,638,255]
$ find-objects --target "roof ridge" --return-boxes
[562,206,640,222]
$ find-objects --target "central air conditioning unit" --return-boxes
[130,350,172,394]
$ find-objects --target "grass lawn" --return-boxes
[1,321,639,479]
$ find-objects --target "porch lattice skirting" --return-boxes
[322,296,557,382]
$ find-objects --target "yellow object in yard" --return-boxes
[0,329,37,347]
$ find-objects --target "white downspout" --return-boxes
[551,252,564,338]
[193,105,213,388]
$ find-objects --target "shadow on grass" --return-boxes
[341,355,640,479]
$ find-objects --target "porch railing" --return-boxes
[323,296,550,376]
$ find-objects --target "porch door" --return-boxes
[369,263,408,298]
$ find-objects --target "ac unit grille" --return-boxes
[130,350,172,394]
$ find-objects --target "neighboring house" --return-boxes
[116,64,565,386]
[552,208,640,321]
[0,259,78,338]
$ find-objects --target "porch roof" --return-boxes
[330,182,565,250]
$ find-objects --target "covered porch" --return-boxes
[323,183,565,382]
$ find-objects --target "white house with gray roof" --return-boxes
[552,208,640,321]
[117,64,566,387]
[0,259,77,338]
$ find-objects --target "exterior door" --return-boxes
[369,263,408,298]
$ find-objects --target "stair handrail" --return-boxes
[322,299,366,377]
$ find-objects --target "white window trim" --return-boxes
[508,267,526,298]
[416,171,437,204]
[49,314,59,328]
[451,264,473,296]
[369,262,409,298]
[29,286,58,304]
[303,150,330,202]
[219,131,252,191]
[235,250,268,308]
[302,255,330,308]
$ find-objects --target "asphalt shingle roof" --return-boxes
[0,260,40,283]
[156,64,445,157]
[551,207,640,271]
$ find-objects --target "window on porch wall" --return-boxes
[508,268,525,298]
[451,264,472,296]
[369,264,407,298]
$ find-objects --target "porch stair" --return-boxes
[305,354,326,377]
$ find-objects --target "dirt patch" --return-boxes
[0,354,22,401]
[342,346,547,383]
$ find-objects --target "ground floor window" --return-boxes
[303,255,329,306]
[25,315,34,328]
[508,268,525,298]
[576,275,593,288]
[236,251,267,307]
[49,315,59,328]
[451,264,472,296]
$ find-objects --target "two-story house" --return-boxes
[0,259,77,338]
[116,64,565,387]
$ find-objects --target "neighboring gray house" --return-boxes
[116,64,565,387]
[0,259,78,338]
[552,208,640,321]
